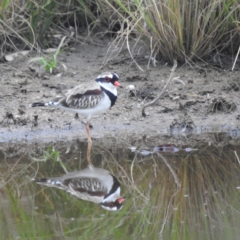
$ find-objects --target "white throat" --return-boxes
[98,82,118,96]
[102,187,121,203]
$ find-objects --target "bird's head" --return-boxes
[96,72,122,94]
[100,197,125,211]
[100,186,125,211]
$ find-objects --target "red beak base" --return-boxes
[114,81,121,87]
[117,197,125,204]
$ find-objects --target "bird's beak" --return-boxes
[117,197,125,204]
[114,81,123,88]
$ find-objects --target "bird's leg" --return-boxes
[87,140,93,166]
[81,120,93,129]
[86,121,93,166]
[85,121,92,143]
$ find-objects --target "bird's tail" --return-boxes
[31,101,59,107]
[34,178,48,183]
[34,177,64,189]
[31,102,46,107]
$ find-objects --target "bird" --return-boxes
[34,165,125,211]
[31,72,122,142]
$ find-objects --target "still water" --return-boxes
[0,133,240,240]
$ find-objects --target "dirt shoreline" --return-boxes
[0,38,240,144]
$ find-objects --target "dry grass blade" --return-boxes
[234,151,240,165]
[141,59,177,117]
[232,45,240,71]
[157,152,180,189]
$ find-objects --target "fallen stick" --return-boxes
[141,60,178,117]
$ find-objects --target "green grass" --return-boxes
[28,36,67,73]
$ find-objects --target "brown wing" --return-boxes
[58,82,105,109]
[64,177,108,196]
[65,82,101,98]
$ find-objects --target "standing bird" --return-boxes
[34,165,125,211]
[31,72,122,142]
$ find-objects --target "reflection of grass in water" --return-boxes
[0,144,240,239]
[113,145,240,240]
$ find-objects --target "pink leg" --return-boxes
[85,122,92,143]
[87,141,93,166]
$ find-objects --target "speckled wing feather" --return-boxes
[58,82,105,109]
[63,177,108,197]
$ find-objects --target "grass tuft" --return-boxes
[0,0,97,55]
[97,0,240,64]
[28,36,67,73]
[0,0,239,67]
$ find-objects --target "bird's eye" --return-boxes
[105,77,110,82]
[108,202,114,208]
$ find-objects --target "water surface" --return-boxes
[0,133,240,239]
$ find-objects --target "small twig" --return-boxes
[232,45,240,71]
[129,151,150,201]
[126,24,144,72]
[141,60,177,117]
[157,152,181,189]
[234,151,240,165]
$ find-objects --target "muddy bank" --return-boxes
[0,38,240,144]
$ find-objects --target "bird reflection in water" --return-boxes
[34,142,125,211]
